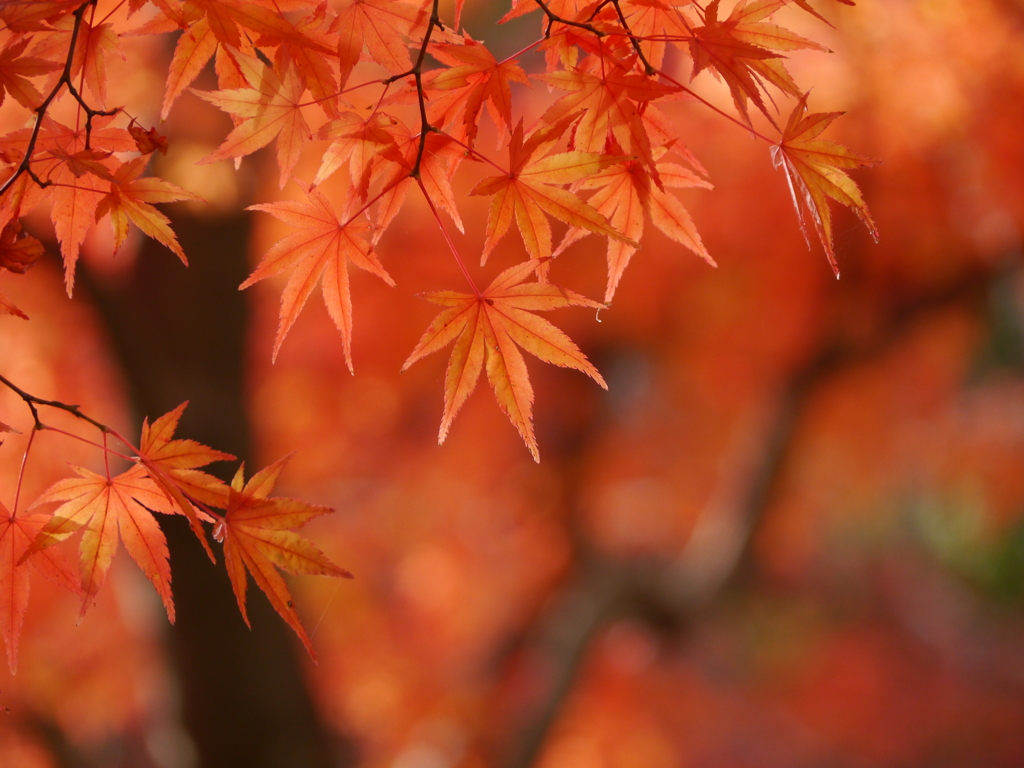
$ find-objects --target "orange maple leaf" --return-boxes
[0,36,61,109]
[556,145,715,301]
[470,120,635,267]
[1,499,80,673]
[401,260,607,462]
[127,120,169,155]
[196,51,312,188]
[136,402,235,562]
[244,187,396,369]
[95,156,202,262]
[423,36,529,147]
[770,92,878,276]
[332,0,430,78]
[373,129,465,241]
[26,465,195,622]
[265,3,342,119]
[29,14,124,106]
[614,0,693,70]
[212,455,351,661]
[0,1,82,33]
[535,56,678,184]
[688,0,825,126]
[0,115,135,294]
[313,110,406,190]
[159,16,217,119]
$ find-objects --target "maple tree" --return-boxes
[0,0,885,710]
[2,0,1024,767]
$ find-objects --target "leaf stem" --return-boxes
[12,427,36,516]
[436,129,508,175]
[655,67,776,143]
[416,176,480,297]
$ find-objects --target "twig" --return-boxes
[0,372,114,435]
[608,0,656,74]
[0,1,116,199]
[532,0,603,37]
[383,0,443,179]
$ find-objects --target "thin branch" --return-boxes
[608,0,656,75]
[493,259,998,768]
[382,0,443,179]
[0,372,112,434]
[0,1,115,199]
[533,0,603,37]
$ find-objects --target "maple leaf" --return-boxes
[332,0,430,78]
[556,145,714,301]
[535,56,678,183]
[688,0,825,126]
[265,4,342,120]
[159,16,217,119]
[401,260,607,462]
[0,1,82,33]
[146,1,333,102]
[770,92,878,276]
[95,156,202,262]
[470,120,635,268]
[423,37,529,147]
[28,14,124,105]
[0,36,61,109]
[196,51,312,188]
[373,130,465,241]
[136,402,235,561]
[25,464,197,621]
[0,115,135,293]
[313,110,406,192]
[156,0,332,57]
[614,0,694,70]
[212,455,351,660]
[244,187,396,369]
[1,499,80,674]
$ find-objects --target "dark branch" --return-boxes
[493,258,998,768]
[532,0,603,37]
[0,372,113,434]
[608,0,656,75]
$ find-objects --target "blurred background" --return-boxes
[3,0,1024,766]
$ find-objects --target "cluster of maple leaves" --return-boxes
[0,0,875,671]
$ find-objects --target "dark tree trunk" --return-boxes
[82,207,352,768]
